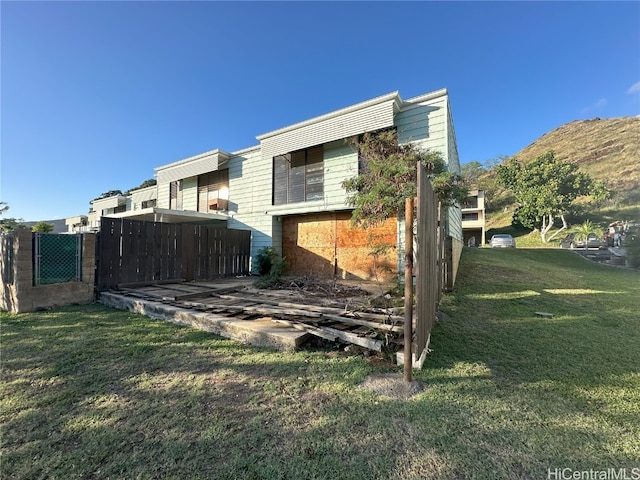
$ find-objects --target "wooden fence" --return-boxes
[97,218,251,290]
[414,162,446,361]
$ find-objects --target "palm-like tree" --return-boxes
[574,220,595,248]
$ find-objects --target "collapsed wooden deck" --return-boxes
[99,280,405,353]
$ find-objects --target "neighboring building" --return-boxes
[67,187,159,233]
[65,215,91,233]
[461,189,486,246]
[67,88,462,279]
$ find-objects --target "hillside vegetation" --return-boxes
[515,117,640,205]
[482,116,640,239]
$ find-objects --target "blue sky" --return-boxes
[2,1,639,222]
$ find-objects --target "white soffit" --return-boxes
[156,150,230,184]
[91,195,126,210]
[258,92,401,158]
[130,186,158,203]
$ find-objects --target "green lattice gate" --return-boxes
[33,233,82,285]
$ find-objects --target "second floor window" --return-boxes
[461,196,479,209]
[273,145,324,205]
[198,169,229,213]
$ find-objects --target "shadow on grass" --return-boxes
[2,251,639,480]
[432,249,639,381]
[2,305,402,478]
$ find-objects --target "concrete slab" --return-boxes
[99,291,309,351]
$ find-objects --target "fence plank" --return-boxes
[181,223,194,281]
[142,221,152,281]
[197,225,208,279]
[415,163,439,360]
[131,220,142,282]
[120,219,134,284]
[101,218,122,290]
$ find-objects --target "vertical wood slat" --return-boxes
[96,218,250,290]
[159,223,168,281]
[98,218,122,290]
[415,162,439,360]
[181,223,194,281]
[144,221,154,281]
[153,221,162,281]
[121,219,134,284]
[198,225,208,279]
[131,220,142,281]
[168,224,177,280]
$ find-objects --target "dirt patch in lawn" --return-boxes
[359,373,425,401]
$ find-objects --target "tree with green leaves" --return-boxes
[91,190,124,202]
[31,222,55,233]
[461,161,486,187]
[125,178,157,195]
[497,151,610,243]
[574,220,595,245]
[341,130,468,228]
[0,202,27,233]
[0,218,27,233]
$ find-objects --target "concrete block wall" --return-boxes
[0,229,96,313]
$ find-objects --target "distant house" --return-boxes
[65,215,91,233]
[461,189,486,246]
[67,187,159,233]
[67,88,463,279]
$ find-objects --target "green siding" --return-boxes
[396,98,447,155]
[156,183,170,209]
[181,177,198,211]
[323,139,358,207]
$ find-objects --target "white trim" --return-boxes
[105,207,229,223]
[265,202,353,217]
[155,148,232,172]
[402,88,448,106]
[230,144,260,156]
[156,150,232,184]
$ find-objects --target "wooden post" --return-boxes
[404,197,414,382]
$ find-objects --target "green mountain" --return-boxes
[513,116,640,205]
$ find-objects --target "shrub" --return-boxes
[254,247,288,288]
[255,247,278,276]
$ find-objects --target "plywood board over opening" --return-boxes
[282,212,397,281]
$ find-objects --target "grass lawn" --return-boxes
[2,248,639,479]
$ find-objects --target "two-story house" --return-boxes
[68,88,463,280]
[461,189,486,246]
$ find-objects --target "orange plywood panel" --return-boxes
[335,213,397,281]
[282,213,336,277]
[282,212,397,280]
